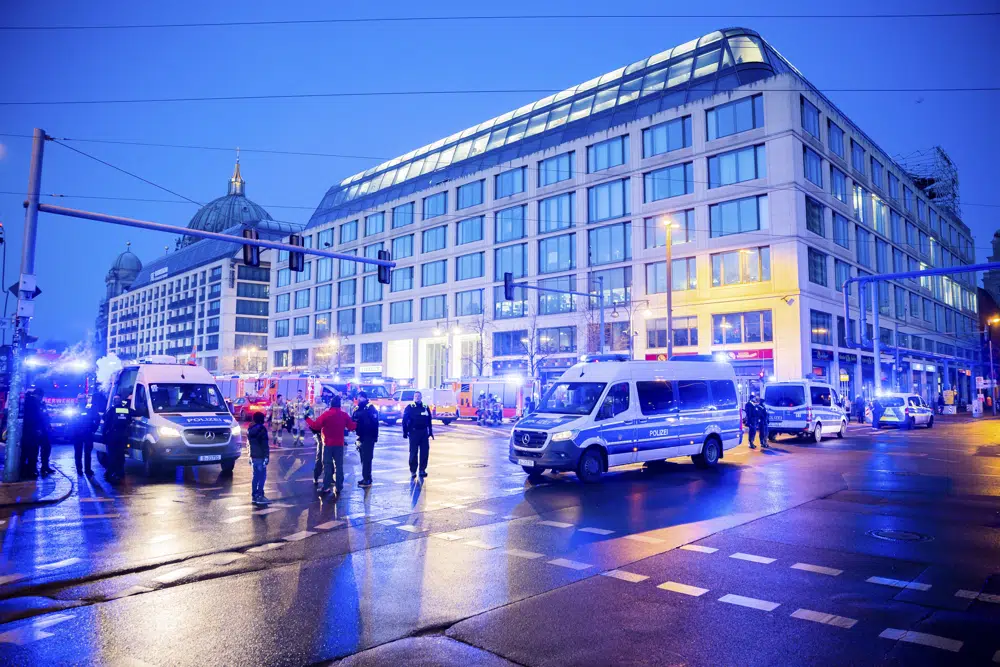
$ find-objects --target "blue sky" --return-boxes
[0,0,997,345]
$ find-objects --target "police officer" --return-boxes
[754,397,770,449]
[402,390,434,479]
[103,394,132,482]
[743,393,758,449]
[353,391,379,488]
[73,395,100,476]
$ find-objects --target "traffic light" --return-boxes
[377,250,392,285]
[503,272,515,301]
[289,234,304,272]
[241,227,260,267]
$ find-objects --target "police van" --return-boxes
[761,379,847,442]
[94,357,242,476]
[508,359,742,483]
[873,392,934,429]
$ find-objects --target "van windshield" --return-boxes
[149,383,226,414]
[763,385,805,408]
[537,382,607,415]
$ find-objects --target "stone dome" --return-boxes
[176,158,273,249]
[105,244,142,298]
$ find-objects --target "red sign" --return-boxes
[644,352,698,361]
[720,348,773,361]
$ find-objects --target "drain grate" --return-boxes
[866,529,933,543]
[462,463,489,468]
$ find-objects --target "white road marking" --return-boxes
[211,553,247,565]
[198,486,224,491]
[377,519,401,526]
[982,593,1000,604]
[147,534,175,544]
[32,613,74,629]
[0,626,53,645]
[221,516,250,524]
[252,508,282,516]
[283,531,316,542]
[78,497,114,503]
[226,505,253,511]
[37,557,81,571]
[0,573,27,586]
[791,562,843,576]
[502,514,517,520]
[623,534,664,544]
[730,552,777,565]
[80,514,120,519]
[791,608,858,629]
[719,594,780,611]
[504,548,544,559]
[537,520,574,528]
[955,589,978,599]
[314,520,345,530]
[346,513,367,520]
[246,542,285,553]
[658,581,709,597]
[23,515,66,522]
[463,540,497,550]
[268,503,293,508]
[394,480,412,485]
[602,570,648,583]
[430,532,465,541]
[109,585,154,600]
[153,567,199,584]
[879,628,963,652]
[579,527,615,535]
[548,558,592,570]
[679,544,718,554]
[955,589,1000,604]
[467,509,496,515]
[397,525,426,533]
[866,576,931,591]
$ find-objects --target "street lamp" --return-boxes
[987,316,999,415]
[325,335,348,375]
[662,217,682,361]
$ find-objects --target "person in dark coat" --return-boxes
[35,390,54,476]
[247,412,270,505]
[871,398,884,430]
[402,391,434,479]
[102,394,131,483]
[853,395,866,424]
[352,391,379,488]
[743,394,758,449]
[19,391,42,478]
[755,397,770,448]
[73,395,100,476]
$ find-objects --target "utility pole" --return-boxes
[665,221,675,361]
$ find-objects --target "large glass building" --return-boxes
[269,27,979,401]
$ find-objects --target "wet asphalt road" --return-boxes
[0,417,998,666]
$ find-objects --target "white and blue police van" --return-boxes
[873,392,934,429]
[94,357,242,476]
[509,358,743,483]
[761,379,847,443]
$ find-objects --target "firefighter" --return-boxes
[291,390,311,445]
[102,394,132,483]
[268,394,286,448]
[402,390,434,479]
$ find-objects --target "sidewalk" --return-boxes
[0,466,74,509]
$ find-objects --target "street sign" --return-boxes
[7,281,41,298]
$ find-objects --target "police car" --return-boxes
[509,359,742,483]
[874,392,934,429]
[761,379,847,443]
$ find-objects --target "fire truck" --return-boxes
[24,350,93,442]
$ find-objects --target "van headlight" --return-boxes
[158,426,181,438]
[230,424,242,436]
[551,430,577,442]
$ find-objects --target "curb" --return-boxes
[0,467,75,509]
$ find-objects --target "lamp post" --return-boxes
[326,335,348,375]
[663,219,681,361]
[988,316,999,415]
[243,345,257,373]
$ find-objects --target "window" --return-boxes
[390,266,412,293]
[875,239,889,273]
[361,342,382,363]
[362,274,382,303]
[422,225,447,253]
[597,382,630,419]
[809,311,832,345]
[456,180,484,209]
[888,172,899,200]
[906,221,917,248]
[909,292,920,320]
[294,289,310,309]
[340,220,358,244]
[494,243,527,280]
[903,186,914,213]
[493,330,528,357]
[276,268,291,288]
[588,222,631,266]
[538,326,576,354]
[828,120,845,158]
[871,158,884,190]
[316,258,333,283]
[421,260,447,287]
[423,192,447,220]
[895,286,906,319]
[711,247,771,286]
[538,275,576,315]
[588,135,628,173]
[317,228,334,250]
[644,162,694,201]
[389,300,412,324]
[710,380,738,410]
[801,96,820,138]
[274,319,289,338]
[851,140,865,174]
[456,252,484,280]
[313,312,331,339]
[589,266,632,305]
[646,257,696,294]
[890,210,903,244]
[712,310,772,344]
[291,349,309,367]
[293,262,312,283]
[364,212,384,237]
[538,152,573,186]
[391,234,413,260]
[337,309,356,335]
[834,260,851,293]
[273,350,289,367]
[856,227,872,268]
[538,193,574,233]
[587,178,630,222]
[339,251,357,278]
[672,315,698,347]
[494,285,527,319]
[706,94,763,140]
[275,293,290,313]
[806,197,825,236]
[456,216,484,245]
[293,316,309,336]
[495,205,527,242]
[677,380,711,411]
[853,185,868,224]
[645,209,694,248]
[316,284,332,311]
[709,194,768,237]
[893,248,905,273]
[538,234,576,274]
[808,247,828,287]
[495,167,526,198]
[362,243,381,274]
[392,202,414,229]
[362,305,381,333]
[636,380,675,415]
[872,195,888,236]
[831,167,847,204]
[917,199,927,223]
[803,147,822,186]
[642,116,692,157]
[455,289,483,316]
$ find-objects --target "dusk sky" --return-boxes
[0,0,997,347]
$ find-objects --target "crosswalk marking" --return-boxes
[504,549,544,559]
[37,557,81,571]
[791,562,843,576]
[879,628,963,652]
[866,576,931,591]
[221,516,250,524]
[955,589,1000,604]
[252,508,282,516]
[791,608,857,629]
[538,520,574,528]
[153,567,199,584]
[730,552,776,565]
[623,534,664,544]
[147,534,175,545]
[314,520,345,530]
[602,570,648,583]
[548,558,592,570]
[397,525,426,533]
[463,540,497,550]
[80,514,120,519]
[78,497,114,503]
[246,542,285,553]
[283,531,316,542]
[579,527,615,535]
[657,581,709,597]
[719,594,780,611]
[377,519,401,526]
[429,532,465,541]
[679,544,718,554]
[467,509,496,515]
[0,573,27,586]
[211,553,247,565]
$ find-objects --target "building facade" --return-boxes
[94,245,142,357]
[268,28,979,401]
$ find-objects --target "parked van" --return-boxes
[94,359,242,476]
[761,379,847,442]
[508,359,742,483]
[385,388,459,425]
[873,392,934,429]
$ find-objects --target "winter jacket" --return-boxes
[306,408,356,447]
[402,402,434,439]
[353,403,380,443]
[247,423,269,459]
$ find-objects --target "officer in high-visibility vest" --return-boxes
[102,394,132,483]
[402,391,434,479]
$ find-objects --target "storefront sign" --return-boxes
[838,352,857,365]
[860,356,874,366]
[719,348,773,361]
[540,357,574,368]
[839,372,850,382]
[912,363,924,371]
[645,352,697,361]
[359,365,383,374]
[812,349,833,361]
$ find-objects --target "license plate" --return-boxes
[769,414,783,422]
[198,454,222,462]
[517,458,534,467]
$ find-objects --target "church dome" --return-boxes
[176,158,273,249]
[105,244,142,298]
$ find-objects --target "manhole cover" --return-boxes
[866,529,933,543]
[462,463,489,468]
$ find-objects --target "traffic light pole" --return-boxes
[506,275,606,354]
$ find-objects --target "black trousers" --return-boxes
[359,440,375,482]
[312,433,324,483]
[20,436,38,475]
[108,439,127,477]
[74,436,93,473]
[39,435,51,471]
[408,433,429,474]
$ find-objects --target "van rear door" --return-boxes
[596,381,636,467]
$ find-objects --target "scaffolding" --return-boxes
[896,146,961,220]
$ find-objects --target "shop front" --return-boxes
[358,364,384,382]
[838,352,857,400]
[810,348,833,381]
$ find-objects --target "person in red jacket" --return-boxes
[306,395,357,495]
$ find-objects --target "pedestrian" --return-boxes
[402,391,435,479]
[267,394,285,448]
[743,393,757,449]
[19,391,42,478]
[854,395,866,424]
[102,394,131,483]
[352,391,379,488]
[936,392,945,414]
[306,394,356,496]
[73,395,98,476]
[755,397,770,448]
[34,390,54,476]
[311,397,328,488]
[247,412,270,505]
[871,398,884,430]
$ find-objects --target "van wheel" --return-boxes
[441,419,453,425]
[837,421,846,438]
[143,447,158,478]
[926,416,934,429]
[906,417,915,430]
[523,466,546,481]
[692,437,721,469]
[220,459,236,474]
[812,423,823,443]
[576,448,603,484]
[767,432,778,442]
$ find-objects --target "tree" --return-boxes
[460,310,490,377]
[516,308,553,380]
